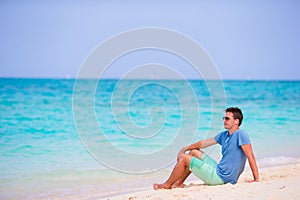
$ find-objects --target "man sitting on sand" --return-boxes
[153,107,259,190]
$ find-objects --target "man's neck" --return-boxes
[228,127,239,135]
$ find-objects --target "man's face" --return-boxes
[223,112,236,129]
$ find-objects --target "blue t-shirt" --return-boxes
[214,129,251,184]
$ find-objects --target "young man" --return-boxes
[153,107,259,190]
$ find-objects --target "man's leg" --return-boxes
[153,153,192,190]
[172,149,205,188]
[153,149,204,190]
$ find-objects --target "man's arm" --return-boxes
[241,144,259,182]
[177,137,217,158]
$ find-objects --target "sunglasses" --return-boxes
[223,116,234,121]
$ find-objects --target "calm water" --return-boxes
[1,78,300,198]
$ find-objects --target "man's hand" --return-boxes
[177,146,189,160]
[246,179,259,183]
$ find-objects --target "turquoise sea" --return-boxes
[1,78,300,199]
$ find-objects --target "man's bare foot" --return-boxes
[153,183,171,190]
[172,183,185,188]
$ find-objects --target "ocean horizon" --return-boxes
[1,78,300,199]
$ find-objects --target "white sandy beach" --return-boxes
[106,162,300,200]
[13,161,300,200]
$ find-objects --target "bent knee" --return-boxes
[189,149,204,159]
[178,154,192,165]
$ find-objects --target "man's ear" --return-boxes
[235,119,239,125]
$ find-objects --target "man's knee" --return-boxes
[178,154,192,166]
[189,149,204,159]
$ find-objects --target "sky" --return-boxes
[0,0,300,80]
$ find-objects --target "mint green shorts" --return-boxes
[189,155,225,185]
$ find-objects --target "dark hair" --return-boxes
[225,107,243,126]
